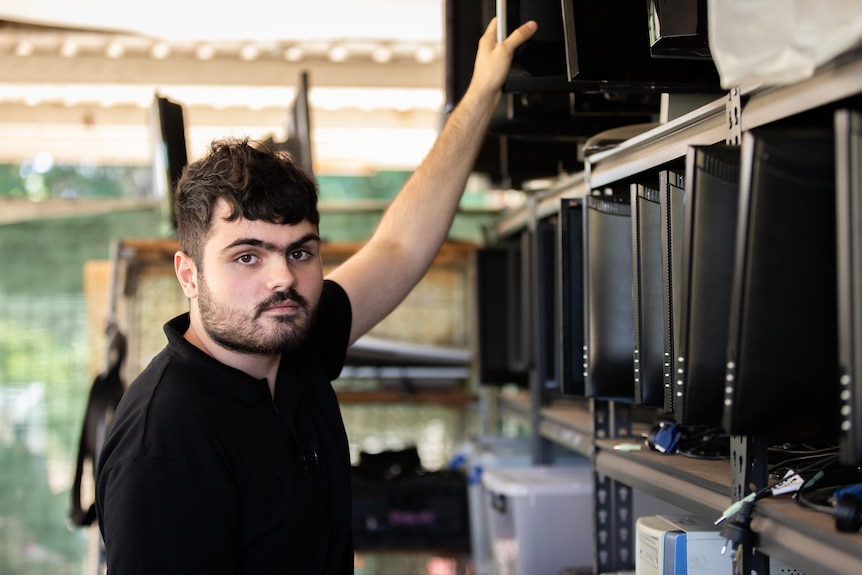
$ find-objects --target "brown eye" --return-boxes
[289,250,312,262]
[237,254,259,265]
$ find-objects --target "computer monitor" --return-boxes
[647,0,712,60]
[632,181,665,408]
[284,71,313,176]
[584,189,635,401]
[723,123,839,440]
[536,215,560,395]
[658,168,686,413]
[506,230,532,376]
[472,246,529,386]
[836,108,862,465]
[149,94,188,231]
[560,197,587,396]
[673,145,740,426]
[497,0,569,92]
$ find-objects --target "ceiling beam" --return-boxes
[0,53,443,90]
[0,27,456,171]
[0,101,444,170]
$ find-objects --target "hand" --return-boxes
[467,17,538,100]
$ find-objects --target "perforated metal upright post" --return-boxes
[728,435,769,575]
[726,87,743,146]
[723,87,771,575]
[592,399,634,573]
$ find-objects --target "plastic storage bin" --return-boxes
[482,464,594,575]
[456,436,534,574]
[453,436,589,575]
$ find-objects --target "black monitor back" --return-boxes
[836,108,862,465]
[536,216,560,395]
[659,168,686,413]
[285,71,313,176]
[506,231,532,375]
[723,125,839,440]
[674,145,741,426]
[647,0,712,60]
[560,198,587,396]
[632,182,665,407]
[585,191,634,401]
[149,95,188,232]
[473,246,529,386]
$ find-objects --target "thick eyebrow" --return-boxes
[221,232,322,255]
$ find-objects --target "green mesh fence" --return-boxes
[0,208,164,575]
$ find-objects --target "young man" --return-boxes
[95,17,537,574]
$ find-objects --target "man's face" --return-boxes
[186,199,324,355]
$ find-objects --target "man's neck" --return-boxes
[183,322,281,398]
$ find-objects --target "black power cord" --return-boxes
[720,500,756,559]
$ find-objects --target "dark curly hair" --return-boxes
[173,137,319,267]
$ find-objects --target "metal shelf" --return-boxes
[498,393,593,458]
[741,46,862,132]
[493,172,588,238]
[753,497,862,575]
[498,395,862,575]
[538,399,593,457]
[594,438,730,521]
[586,96,728,189]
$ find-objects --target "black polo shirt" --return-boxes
[96,280,354,574]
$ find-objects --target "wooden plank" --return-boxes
[83,259,111,379]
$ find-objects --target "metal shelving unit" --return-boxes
[489,45,862,575]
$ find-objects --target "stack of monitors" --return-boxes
[497,0,722,93]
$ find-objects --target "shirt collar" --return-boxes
[163,313,304,408]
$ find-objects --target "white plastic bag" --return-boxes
[708,0,862,87]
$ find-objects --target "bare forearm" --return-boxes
[327,18,537,343]
[369,18,538,270]
[369,87,499,269]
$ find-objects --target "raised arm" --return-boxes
[327,17,537,345]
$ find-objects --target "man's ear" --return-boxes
[174,251,198,299]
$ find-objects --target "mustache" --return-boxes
[256,289,309,316]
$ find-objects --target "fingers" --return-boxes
[502,20,538,50]
[468,16,539,99]
[480,17,498,43]
[480,17,538,52]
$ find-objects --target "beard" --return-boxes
[196,274,316,355]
